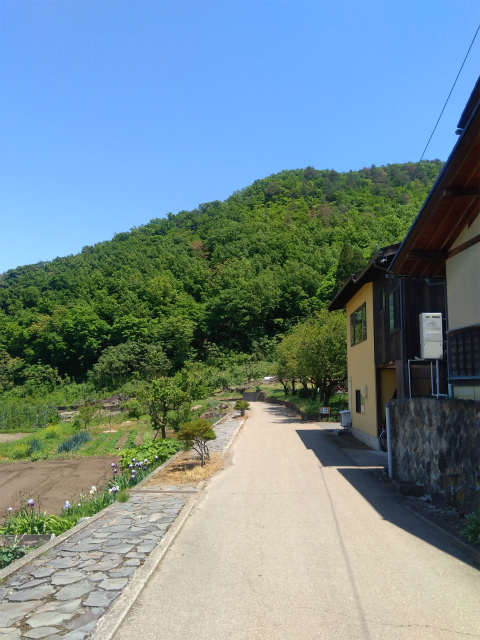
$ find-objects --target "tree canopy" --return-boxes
[0,161,443,388]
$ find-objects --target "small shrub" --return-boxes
[10,445,29,460]
[30,452,42,462]
[177,419,216,466]
[44,425,62,439]
[234,400,250,416]
[117,490,129,503]
[57,431,91,453]
[462,511,480,544]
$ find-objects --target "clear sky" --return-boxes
[0,1,479,273]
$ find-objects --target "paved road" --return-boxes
[116,403,480,640]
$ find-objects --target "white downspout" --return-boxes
[386,405,393,478]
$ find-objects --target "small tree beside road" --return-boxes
[177,419,216,466]
[142,378,189,439]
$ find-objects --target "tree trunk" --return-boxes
[291,380,297,395]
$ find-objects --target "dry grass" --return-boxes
[146,452,224,486]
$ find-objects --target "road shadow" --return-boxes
[294,426,477,567]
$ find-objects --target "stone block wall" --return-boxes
[388,397,480,512]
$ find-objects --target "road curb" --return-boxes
[404,505,480,568]
[220,414,246,459]
[91,489,199,640]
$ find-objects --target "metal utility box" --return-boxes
[339,410,351,428]
[419,313,443,359]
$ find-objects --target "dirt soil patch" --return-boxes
[146,451,223,486]
[325,433,373,450]
[0,433,30,443]
[0,457,120,516]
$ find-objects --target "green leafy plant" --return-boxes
[121,438,181,468]
[28,438,44,455]
[176,419,216,466]
[462,511,480,544]
[124,429,138,449]
[10,445,29,460]
[44,425,62,439]
[57,431,91,453]
[0,541,38,569]
[117,490,129,503]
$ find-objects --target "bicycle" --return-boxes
[378,418,388,452]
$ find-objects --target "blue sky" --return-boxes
[0,0,479,273]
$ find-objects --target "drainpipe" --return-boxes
[386,405,393,478]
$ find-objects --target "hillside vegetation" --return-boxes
[0,161,442,395]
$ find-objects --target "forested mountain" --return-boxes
[0,161,442,387]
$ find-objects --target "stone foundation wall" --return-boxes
[388,397,480,512]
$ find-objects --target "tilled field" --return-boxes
[0,458,120,516]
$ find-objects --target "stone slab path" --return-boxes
[0,410,246,639]
[205,410,243,454]
[0,492,185,639]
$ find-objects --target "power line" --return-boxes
[402,24,480,199]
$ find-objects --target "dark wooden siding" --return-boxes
[373,273,447,398]
[373,276,402,364]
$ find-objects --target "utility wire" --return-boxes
[402,24,480,199]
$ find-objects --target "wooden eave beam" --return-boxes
[442,188,480,197]
[390,107,480,275]
[407,250,448,261]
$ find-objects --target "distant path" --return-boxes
[116,402,480,640]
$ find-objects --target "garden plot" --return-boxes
[0,458,119,516]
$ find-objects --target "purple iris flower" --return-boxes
[27,499,34,508]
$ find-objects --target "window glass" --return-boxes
[355,390,365,414]
[351,303,368,346]
[362,302,367,341]
[379,287,385,311]
[389,288,400,331]
[354,307,363,344]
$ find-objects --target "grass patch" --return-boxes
[117,490,129,503]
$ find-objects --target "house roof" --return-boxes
[389,75,480,277]
[328,243,400,311]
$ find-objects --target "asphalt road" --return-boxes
[116,403,480,640]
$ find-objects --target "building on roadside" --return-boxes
[389,76,480,400]
[328,244,446,450]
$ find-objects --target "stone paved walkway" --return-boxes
[0,410,246,640]
[205,410,243,454]
[0,493,185,639]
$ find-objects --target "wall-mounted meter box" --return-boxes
[419,313,443,359]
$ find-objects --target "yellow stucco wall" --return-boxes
[446,214,480,331]
[346,283,377,442]
[379,368,397,421]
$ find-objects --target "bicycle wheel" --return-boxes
[379,430,388,452]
